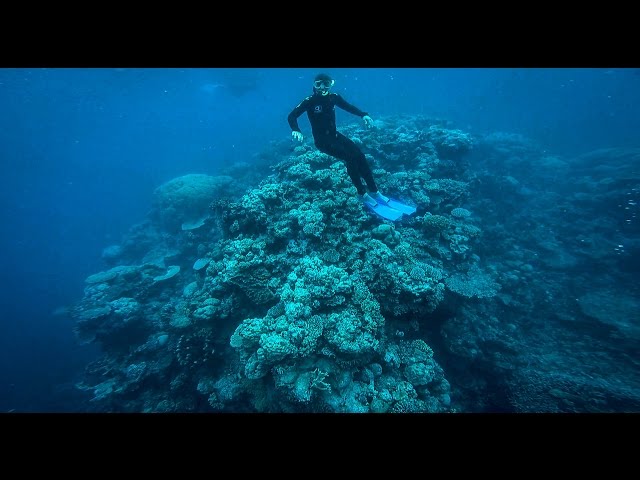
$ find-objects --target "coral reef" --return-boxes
[70,115,640,413]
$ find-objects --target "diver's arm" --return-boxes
[288,97,311,132]
[334,94,368,117]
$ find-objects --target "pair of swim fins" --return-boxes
[366,198,417,221]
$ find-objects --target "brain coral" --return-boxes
[151,174,235,231]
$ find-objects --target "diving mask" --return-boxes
[314,78,334,95]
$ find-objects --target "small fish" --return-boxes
[201,83,224,94]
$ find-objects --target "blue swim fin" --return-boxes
[366,203,404,221]
[387,198,417,215]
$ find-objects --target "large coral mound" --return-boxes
[71,115,479,413]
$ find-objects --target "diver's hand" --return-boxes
[291,131,304,142]
[363,115,374,128]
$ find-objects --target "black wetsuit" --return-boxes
[288,91,378,195]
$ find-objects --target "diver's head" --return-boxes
[313,73,334,96]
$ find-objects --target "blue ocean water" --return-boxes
[0,67,638,412]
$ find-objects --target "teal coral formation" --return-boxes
[70,119,640,413]
[71,114,490,413]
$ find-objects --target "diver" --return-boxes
[287,73,390,209]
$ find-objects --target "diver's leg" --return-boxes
[335,133,378,194]
[317,137,367,195]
